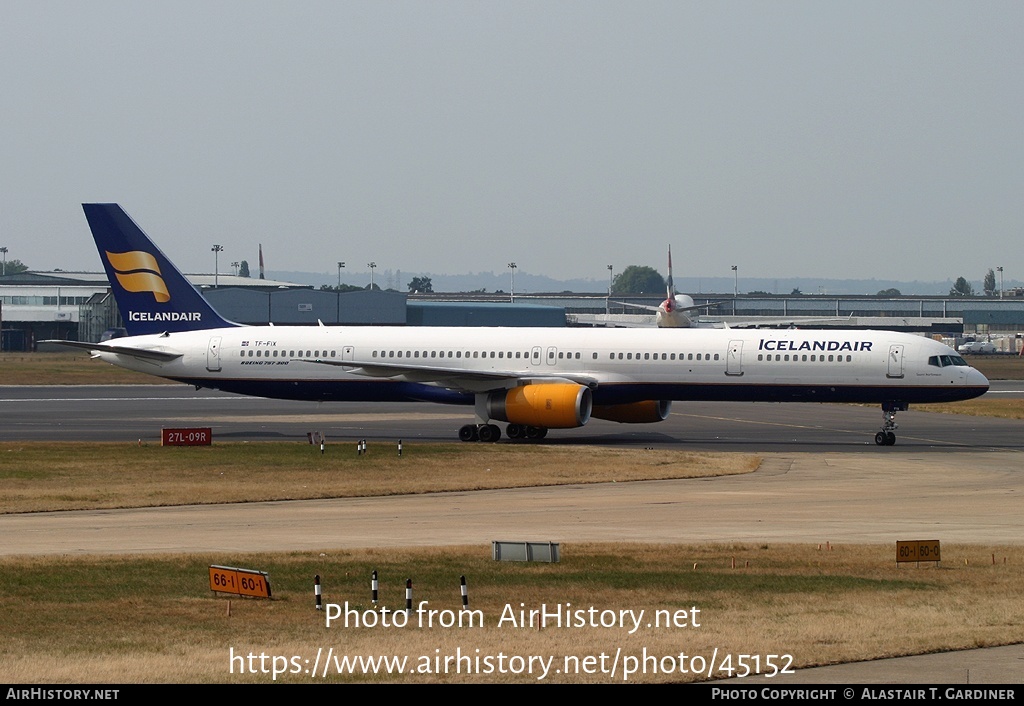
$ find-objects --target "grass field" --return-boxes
[2,354,1022,682]
[915,397,1024,419]
[1,352,174,385]
[2,543,1022,683]
[962,354,1024,380]
[0,442,760,514]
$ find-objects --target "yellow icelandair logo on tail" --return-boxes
[105,250,170,303]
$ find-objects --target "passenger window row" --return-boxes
[240,349,336,358]
[608,352,720,361]
[757,353,853,362]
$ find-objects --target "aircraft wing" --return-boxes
[568,313,658,328]
[714,315,855,329]
[296,356,601,391]
[613,300,728,314]
[40,340,184,363]
[613,301,660,313]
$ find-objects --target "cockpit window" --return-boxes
[929,355,970,368]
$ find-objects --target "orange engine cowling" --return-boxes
[591,400,672,424]
[486,384,592,429]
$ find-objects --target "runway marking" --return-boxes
[669,411,999,448]
[670,411,834,432]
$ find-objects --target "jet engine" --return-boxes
[486,383,592,428]
[591,400,672,424]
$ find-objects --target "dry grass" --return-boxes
[1,543,1021,683]
[0,442,760,514]
[1,352,174,385]
[966,355,1024,381]
[915,398,1024,419]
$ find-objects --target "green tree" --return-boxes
[2,258,28,275]
[983,269,996,296]
[790,287,803,296]
[876,288,902,296]
[319,283,364,293]
[949,277,975,297]
[612,265,665,295]
[408,276,433,293]
[238,260,250,278]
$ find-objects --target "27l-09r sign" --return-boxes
[161,427,212,446]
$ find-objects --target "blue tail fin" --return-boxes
[83,204,237,336]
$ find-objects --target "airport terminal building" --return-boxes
[2,270,1022,351]
[1,271,564,350]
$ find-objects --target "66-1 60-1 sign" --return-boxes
[161,427,212,446]
[209,565,272,598]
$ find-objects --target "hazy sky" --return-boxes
[1,1,1021,285]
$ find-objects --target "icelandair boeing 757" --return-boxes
[50,204,989,446]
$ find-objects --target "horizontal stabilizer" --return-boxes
[41,340,183,363]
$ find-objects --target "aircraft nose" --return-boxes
[966,367,989,391]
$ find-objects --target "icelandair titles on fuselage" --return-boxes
[759,339,873,352]
[128,311,202,322]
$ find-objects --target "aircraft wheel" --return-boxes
[478,424,501,443]
[459,424,479,442]
[874,432,886,446]
[526,426,548,439]
[506,424,525,440]
[885,431,896,446]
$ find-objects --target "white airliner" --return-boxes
[610,246,850,329]
[49,204,989,446]
[607,246,719,328]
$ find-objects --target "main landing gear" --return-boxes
[874,402,907,446]
[458,423,548,442]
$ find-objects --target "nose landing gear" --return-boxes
[874,429,896,446]
[875,401,906,446]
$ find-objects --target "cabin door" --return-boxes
[206,336,222,372]
[726,339,744,376]
[886,344,904,378]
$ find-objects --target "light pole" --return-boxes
[231,261,239,277]
[211,245,224,288]
[368,262,376,290]
[0,246,4,351]
[731,265,738,316]
[508,262,517,303]
[337,261,345,288]
[997,266,1004,299]
[607,265,614,319]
